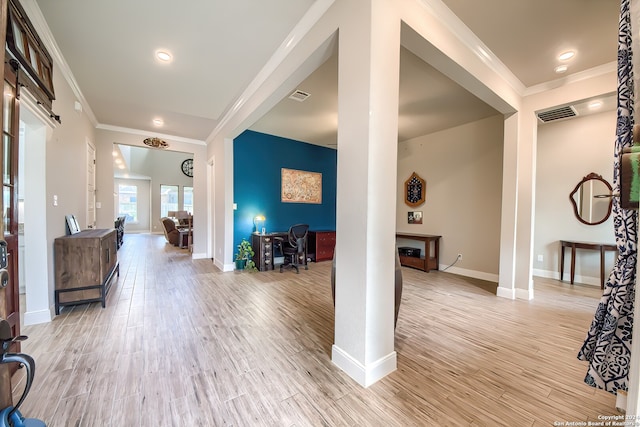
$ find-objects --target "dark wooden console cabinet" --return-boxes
[252,232,279,271]
[252,231,310,271]
[308,230,336,262]
[395,233,441,272]
[54,228,119,314]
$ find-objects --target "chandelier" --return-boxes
[143,137,169,149]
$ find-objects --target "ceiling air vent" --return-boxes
[536,105,578,123]
[288,89,310,102]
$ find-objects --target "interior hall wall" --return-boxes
[396,115,504,281]
[233,130,337,250]
[42,54,98,312]
[534,109,616,286]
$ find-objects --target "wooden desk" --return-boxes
[395,233,441,272]
[559,240,617,289]
[252,232,308,271]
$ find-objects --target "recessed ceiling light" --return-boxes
[558,51,575,61]
[588,101,603,109]
[153,118,164,126]
[156,50,172,62]
[112,151,118,157]
[555,65,568,74]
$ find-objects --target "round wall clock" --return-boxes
[181,159,194,177]
[404,172,425,207]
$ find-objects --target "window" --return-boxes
[118,184,138,223]
[160,185,179,217]
[183,186,193,214]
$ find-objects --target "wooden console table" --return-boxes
[54,229,119,314]
[395,233,441,272]
[559,240,617,289]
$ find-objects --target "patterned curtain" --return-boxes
[577,0,636,394]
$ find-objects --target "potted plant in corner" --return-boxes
[235,239,257,271]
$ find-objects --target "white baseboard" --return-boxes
[213,258,235,272]
[24,307,53,325]
[516,287,534,300]
[191,252,208,260]
[532,268,601,287]
[439,265,499,283]
[331,344,397,387]
[496,285,533,300]
[497,286,515,299]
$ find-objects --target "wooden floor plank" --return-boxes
[9,234,619,426]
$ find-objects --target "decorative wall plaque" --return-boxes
[404,172,425,207]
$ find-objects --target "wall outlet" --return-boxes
[537,254,543,262]
[457,253,462,261]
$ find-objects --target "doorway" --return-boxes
[18,107,50,326]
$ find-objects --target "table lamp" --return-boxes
[254,215,266,234]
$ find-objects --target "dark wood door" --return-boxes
[1,59,20,354]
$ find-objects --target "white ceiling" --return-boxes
[34,0,620,147]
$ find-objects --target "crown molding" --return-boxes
[96,124,206,146]
[207,0,336,143]
[523,61,617,97]
[418,0,527,96]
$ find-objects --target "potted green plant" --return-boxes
[235,239,257,271]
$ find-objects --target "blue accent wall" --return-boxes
[233,130,337,252]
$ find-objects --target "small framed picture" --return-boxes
[65,214,81,235]
[408,211,423,224]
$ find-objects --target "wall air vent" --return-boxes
[288,89,311,102]
[536,105,578,123]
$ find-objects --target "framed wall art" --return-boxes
[408,211,423,224]
[281,168,322,204]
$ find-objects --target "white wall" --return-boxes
[534,110,616,285]
[39,55,97,320]
[397,115,504,281]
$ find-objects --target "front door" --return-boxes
[2,60,21,354]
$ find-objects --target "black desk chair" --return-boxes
[114,215,126,249]
[276,224,309,273]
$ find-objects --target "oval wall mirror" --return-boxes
[569,172,613,225]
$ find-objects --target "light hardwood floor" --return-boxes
[9,233,617,426]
